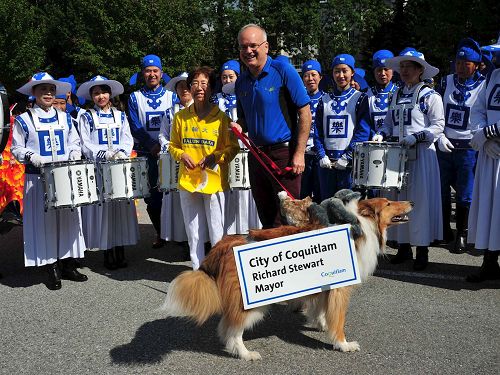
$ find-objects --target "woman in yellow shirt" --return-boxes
[169,66,239,269]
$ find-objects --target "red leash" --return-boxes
[230,127,296,199]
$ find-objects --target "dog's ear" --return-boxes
[358,200,376,219]
[307,203,329,225]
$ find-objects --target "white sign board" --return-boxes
[233,225,361,309]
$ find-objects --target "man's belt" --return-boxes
[257,141,289,152]
[448,138,472,149]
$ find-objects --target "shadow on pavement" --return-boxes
[110,304,331,364]
[376,255,500,291]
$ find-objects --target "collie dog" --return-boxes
[162,197,413,360]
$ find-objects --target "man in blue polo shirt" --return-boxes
[234,24,312,228]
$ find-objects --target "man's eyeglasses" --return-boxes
[190,81,209,89]
[238,41,267,51]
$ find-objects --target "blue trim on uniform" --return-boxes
[16,116,30,135]
[127,91,158,151]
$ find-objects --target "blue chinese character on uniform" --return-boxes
[331,121,344,133]
[495,91,500,104]
[449,111,463,124]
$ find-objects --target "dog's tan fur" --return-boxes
[162,198,413,360]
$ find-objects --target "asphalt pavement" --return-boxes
[0,202,498,375]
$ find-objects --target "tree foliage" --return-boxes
[0,0,498,98]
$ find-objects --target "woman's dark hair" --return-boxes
[89,84,112,97]
[187,66,216,91]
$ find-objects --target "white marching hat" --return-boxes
[165,72,188,92]
[76,75,124,101]
[17,72,73,96]
[385,48,439,80]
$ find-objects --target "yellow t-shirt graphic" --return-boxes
[169,104,239,194]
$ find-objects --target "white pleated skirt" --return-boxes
[385,143,443,246]
[468,149,500,251]
[23,174,87,267]
[82,199,139,250]
[160,191,188,242]
[224,189,262,234]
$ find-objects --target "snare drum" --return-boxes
[158,152,180,192]
[352,142,408,190]
[228,150,250,189]
[41,160,99,210]
[100,157,150,201]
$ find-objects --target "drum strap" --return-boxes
[390,82,426,142]
[28,108,66,162]
[230,127,295,199]
[89,108,119,151]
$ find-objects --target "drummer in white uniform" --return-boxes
[466,67,500,282]
[158,72,191,246]
[77,76,139,270]
[11,72,87,290]
[214,60,261,234]
[373,48,444,270]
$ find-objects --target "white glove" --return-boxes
[69,150,82,161]
[104,150,116,160]
[372,134,384,142]
[438,136,454,153]
[484,139,500,159]
[29,153,43,167]
[113,151,128,160]
[470,130,487,151]
[401,134,417,147]
[161,141,170,153]
[333,156,349,170]
[319,155,332,168]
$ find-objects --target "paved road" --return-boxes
[0,203,498,375]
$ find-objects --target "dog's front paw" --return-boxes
[241,350,262,361]
[333,340,360,352]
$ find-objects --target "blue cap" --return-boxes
[354,68,368,90]
[301,60,322,74]
[221,60,240,75]
[482,49,493,62]
[372,50,394,69]
[55,94,66,99]
[456,38,482,63]
[331,54,355,70]
[141,54,162,70]
[58,75,77,93]
[399,47,419,57]
[274,55,291,64]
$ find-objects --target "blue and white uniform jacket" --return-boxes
[366,82,397,136]
[214,92,238,121]
[128,86,174,151]
[469,69,500,138]
[79,106,134,161]
[306,90,323,155]
[314,87,371,160]
[438,71,486,148]
[12,105,81,169]
[379,84,444,143]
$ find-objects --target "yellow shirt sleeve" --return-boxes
[168,112,184,161]
[213,114,240,165]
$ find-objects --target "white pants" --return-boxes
[179,191,225,270]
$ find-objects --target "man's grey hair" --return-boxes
[237,24,267,43]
